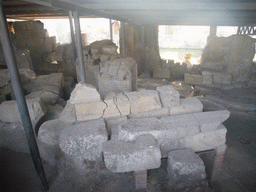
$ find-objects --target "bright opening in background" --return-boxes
[40,18,119,46]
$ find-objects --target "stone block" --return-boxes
[160,139,185,158]
[156,85,180,107]
[75,101,107,121]
[114,92,131,116]
[184,73,203,84]
[125,89,161,114]
[100,54,111,62]
[26,90,59,105]
[91,53,101,60]
[103,134,161,172]
[153,66,170,79]
[101,44,117,55]
[128,107,169,119]
[105,116,127,135]
[44,36,56,53]
[160,114,200,139]
[202,71,213,84]
[103,92,121,118]
[114,117,166,144]
[170,97,203,115]
[70,82,101,104]
[59,119,108,161]
[184,124,227,152]
[0,99,45,125]
[59,100,77,123]
[212,72,232,84]
[167,148,206,188]
[193,110,230,133]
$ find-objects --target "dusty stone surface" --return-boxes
[70,82,101,104]
[125,89,161,114]
[184,73,203,84]
[114,117,166,144]
[114,93,130,116]
[167,148,206,189]
[105,116,127,136]
[101,44,118,55]
[0,99,45,124]
[103,92,121,118]
[75,101,107,121]
[202,71,213,84]
[160,114,200,139]
[194,110,230,132]
[212,72,232,84]
[156,85,180,107]
[25,90,59,105]
[169,97,203,115]
[59,100,76,123]
[153,66,170,79]
[59,119,108,162]
[184,124,227,152]
[128,107,169,119]
[103,134,161,173]
[160,139,185,158]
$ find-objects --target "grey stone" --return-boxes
[160,139,185,158]
[59,100,77,123]
[59,119,108,161]
[114,117,166,144]
[125,89,161,114]
[212,72,232,84]
[167,148,206,189]
[26,90,59,105]
[75,101,107,121]
[105,116,127,135]
[193,110,230,133]
[160,114,200,139]
[0,99,45,124]
[184,124,227,152]
[70,82,101,104]
[100,54,111,62]
[184,73,203,84]
[128,107,169,119]
[156,85,180,107]
[101,44,117,55]
[153,66,170,79]
[202,71,213,85]
[170,97,203,115]
[114,92,131,116]
[103,92,121,118]
[103,134,161,172]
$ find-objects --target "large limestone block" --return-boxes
[101,44,118,55]
[114,117,166,144]
[160,114,200,139]
[167,148,206,188]
[75,101,107,121]
[128,107,169,119]
[156,85,180,107]
[103,134,161,172]
[70,82,101,104]
[0,99,45,124]
[184,124,227,152]
[202,71,213,85]
[114,93,130,116]
[193,110,230,133]
[105,116,127,135]
[184,73,203,84]
[26,90,59,105]
[103,92,121,118]
[59,100,76,123]
[160,139,185,158]
[153,66,170,79]
[169,97,203,115]
[59,119,108,161]
[125,89,161,114]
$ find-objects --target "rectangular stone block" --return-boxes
[167,148,206,188]
[184,124,227,152]
[184,73,203,84]
[125,90,162,114]
[128,107,169,119]
[105,116,127,136]
[193,110,230,133]
[75,101,106,121]
[103,134,161,172]
[212,72,232,84]
[161,114,200,139]
[170,97,203,115]
[160,138,185,158]
[153,66,170,79]
[114,93,131,116]
[115,117,166,144]
[202,71,213,84]
[156,85,180,107]
[103,92,121,118]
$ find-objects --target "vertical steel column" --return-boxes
[141,25,145,71]
[69,10,76,59]
[121,22,126,58]
[0,2,49,191]
[74,8,86,83]
[110,19,113,42]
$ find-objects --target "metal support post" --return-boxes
[121,22,126,58]
[0,2,49,191]
[141,25,145,71]
[68,10,76,59]
[74,8,86,83]
[110,19,113,42]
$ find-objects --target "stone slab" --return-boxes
[170,97,203,115]
[160,139,185,158]
[104,116,127,136]
[59,100,76,123]
[114,93,131,116]
[156,85,180,107]
[103,92,121,118]
[184,73,203,84]
[103,134,161,172]
[59,119,108,161]
[128,107,169,119]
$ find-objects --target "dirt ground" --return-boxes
[1,82,256,192]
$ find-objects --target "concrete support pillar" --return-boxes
[74,8,86,83]
[210,25,217,37]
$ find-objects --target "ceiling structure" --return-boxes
[2,0,256,26]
